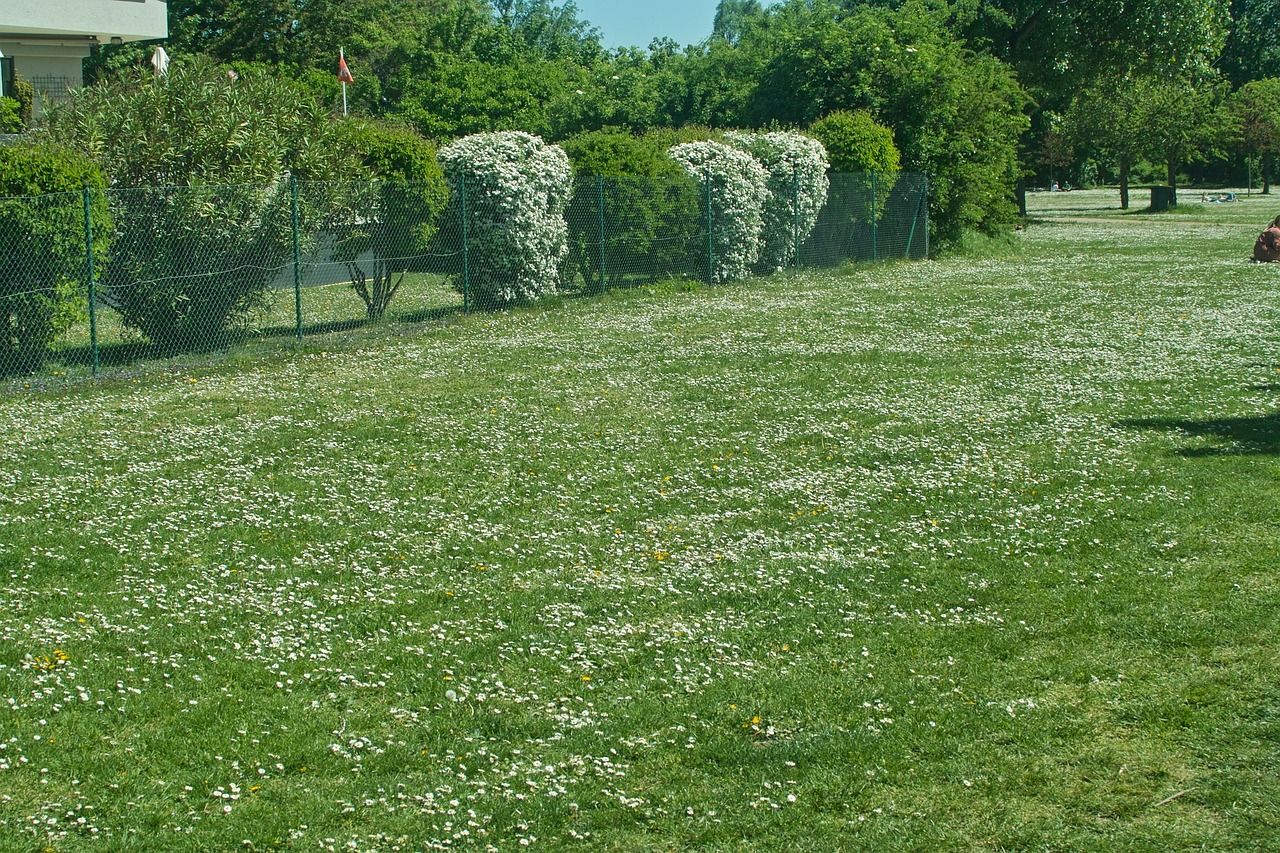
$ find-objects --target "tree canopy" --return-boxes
[1228,76,1280,190]
[1219,0,1280,86]
[65,0,1280,243]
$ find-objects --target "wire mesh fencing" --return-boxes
[564,174,710,295]
[0,171,926,384]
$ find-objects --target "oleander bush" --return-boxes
[48,58,350,351]
[438,131,573,306]
[724,131,829,272]
[667,140,769,283]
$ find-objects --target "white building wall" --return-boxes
[0,0,169,116]
[0,38,92,113]
[2,1,168,43]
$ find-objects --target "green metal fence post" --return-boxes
[905,175,928,259]
[82,186,100,378]
[704,175,715,284]
[290,175,303,342]
[596,175,607,293]
[461,174,471,313]
[870,171,878,262]
[924,173,930,259]
[791,165,801,269]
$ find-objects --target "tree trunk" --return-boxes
[1167,158,1178,206]
[1119,159,1130,210]
[1264,154,1272,195]
[349,261,404,322]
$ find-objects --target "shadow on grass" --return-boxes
[40,303,467,381]
[1120,413,1280,457]
[55,339,181,370]
[1029,204,1124,214]
[258,316,370,338]
[1119,204,1206,216]
[395,304,466,325]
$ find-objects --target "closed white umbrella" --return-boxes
[151,46,170,78]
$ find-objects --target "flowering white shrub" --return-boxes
[439,131,572,305]
[724,131,829,273]
[668,141,769,283]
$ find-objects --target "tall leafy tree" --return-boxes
[1065,77,1148,209]
[490,0,603,60]
[165,0,471,66]
[744,1,1029,238]
[943,0,1231,101]
[1228,78,1280,192]
[1219,0,1280,86]
[1136,75,1229,199]
[713,0,766,45]
[1037,122,1074,188]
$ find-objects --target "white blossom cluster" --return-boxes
[668,141,770,283]
[439,131,573,305]
[724,131,830,273]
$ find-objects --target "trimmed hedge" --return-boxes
[724,131,829,272]
[0,144,108,375]
[560,128,704,288]
[808,110,900,220]
[330,119,448,320]
[438,131,572,306]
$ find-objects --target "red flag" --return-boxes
[337,54,354,84]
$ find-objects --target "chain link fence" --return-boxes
[1,171,927,385]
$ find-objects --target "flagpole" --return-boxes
[340,46,348,116]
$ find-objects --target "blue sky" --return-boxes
[573,0,725,49]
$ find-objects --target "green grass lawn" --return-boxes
[34,272,468,385]
[1,199,1279,850]
[1027,184,1280,226]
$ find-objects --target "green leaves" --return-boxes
[808,111,900,179]
[45,58,355,349]
[1228,77,1280,157]
[0,145,107,374]
[328,120,449,320]
[1221,0,1280,86]
[953,0,1231,98]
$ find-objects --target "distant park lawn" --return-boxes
[1,190,1278,850]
